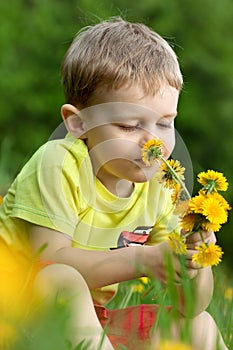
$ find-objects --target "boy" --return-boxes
[0,18,228,349]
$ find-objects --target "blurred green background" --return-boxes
[0,0,232,267]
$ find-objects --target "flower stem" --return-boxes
[159,155,191,200]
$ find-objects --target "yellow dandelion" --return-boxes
[157,159,185,190]
[132,283,145,293]
[192,243,223,267]
[181,213,198,232]
[140,277,150,285]
[141,137,163,166]
[0,196,3,205]
[201,220,222,232]
[171,183,181,204]
[156,340,193,350]
[0,321,17,348]
[168,232,187,255]
[202,196,228,224]
[224,288,233,301]
[209,192,231,211]
[174,199,190,216]
[198,170,228,192]
[188,193,206,214]
[0,237,42,321]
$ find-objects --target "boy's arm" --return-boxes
[29,224,146,289]
[176,231,215,316]
[30,224,214,316]
[30,224,192,290]
[187,265,214,315]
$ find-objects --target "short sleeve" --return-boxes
[11,138,83,237]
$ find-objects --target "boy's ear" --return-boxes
[61,104,86,138]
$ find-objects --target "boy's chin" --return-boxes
[129,163,159,183]
[129,169,157,183]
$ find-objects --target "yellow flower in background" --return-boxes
[156,340,194,350]
[141,137,163,166]
[198,170,228,192]
[0,196,3,205]
[168,232,187,254]
[224,287,233,301]
[132,283,145,293]
[192,243,223,267]
[0,237,42,321]
[140,277,150,284]
[0,321,17,349]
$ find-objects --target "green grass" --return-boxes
[209,265,233,349]
[9,263,232,350]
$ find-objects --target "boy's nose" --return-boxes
[139,129,156,147]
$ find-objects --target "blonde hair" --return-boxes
[61,17,183,107]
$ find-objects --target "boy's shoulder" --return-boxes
[32,135,87,164]
[17,135,88,181]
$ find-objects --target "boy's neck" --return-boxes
[97,176,134,198]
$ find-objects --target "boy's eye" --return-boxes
[116,124,139,132]
[156,121,173,129]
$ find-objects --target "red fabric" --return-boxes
[95,303,171,350]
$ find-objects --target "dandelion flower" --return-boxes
[157,159,185,190]
[132,283,145,293]
[201,220,222,232]
[192,243,223,267]
[174,197,190,216]
[188,193,206,214]
[140,277,150,284]
[202,197,228,224]
[224,288,233,301]
[141,137,163,166]
[0,321,17,349]
[198,170,228,192]
[181,213,198,232]
[209,192,231,211]
[168,232,187,254]
[157,340,194,350]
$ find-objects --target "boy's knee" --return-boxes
[193,310,215,327]
[34,263,89,299]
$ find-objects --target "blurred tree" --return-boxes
[0,0,81,179]
[0,0,232,265]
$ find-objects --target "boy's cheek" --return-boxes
[89,139,140,163]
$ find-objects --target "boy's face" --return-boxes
[79,84,179,195]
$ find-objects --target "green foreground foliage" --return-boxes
[9,264,233,350]
[0,0,233,267]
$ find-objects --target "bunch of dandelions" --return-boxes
[141,138,231,268]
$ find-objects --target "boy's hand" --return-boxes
[184,230,216,250]
[143,230,216,284]
[143,241,197,284]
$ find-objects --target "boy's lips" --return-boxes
[133,158,148,166]
[133,158,160,168]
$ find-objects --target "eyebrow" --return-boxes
[163,112,178,118]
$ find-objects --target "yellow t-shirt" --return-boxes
[0,134,179,251]
[0,134,179,303]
